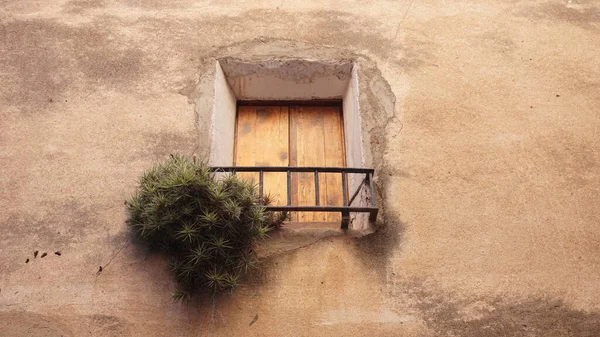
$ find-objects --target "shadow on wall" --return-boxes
[518,3,600,31]
[353,177,405,281]
[349,55,403,280]
[403,278,600,337]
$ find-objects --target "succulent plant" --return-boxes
[125,154,284,299]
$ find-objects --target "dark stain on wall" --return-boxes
[63,0,107,14]
[0,18,151,110]
[140,131,198,160]
[520,3,600,31]
[0,199,105,274]
[402,278,600,337]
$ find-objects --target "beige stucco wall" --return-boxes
[1,0,599,336]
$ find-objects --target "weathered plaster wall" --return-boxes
[342,64,370,230]
[1,1,599,336]
[219,58,353,100]
[208,61,236,166]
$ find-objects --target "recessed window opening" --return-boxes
[208,58,377,230]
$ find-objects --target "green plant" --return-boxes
[125,154,283,299]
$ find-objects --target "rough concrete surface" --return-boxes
[1,0,599,336]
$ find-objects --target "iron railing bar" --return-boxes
[369,209,379,222]
[314,170,320,206]
[367,172,378,222]
[348,177,367,206]
[367,172,376,208]
[209,166,380,226]
[287,170,292,206]
[341,211,350,230]
[266,206,378,212]
[341,172,347,206]
[211,166,374,174]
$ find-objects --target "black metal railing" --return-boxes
[210,166,378,229]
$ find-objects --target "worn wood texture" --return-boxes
[235,104,345,223]
[235,106,289,206]
[289,106,345,222]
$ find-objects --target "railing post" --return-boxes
[341,171,349,230]
[287,170,292,206]
[209,166,379,226]
[367,172,378,222]
[314,170,320,206]
[341,171,347,206]
[341,211,350,230]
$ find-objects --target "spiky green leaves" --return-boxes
[175,222,200,244]
[125,155,281,299]
[196,267,239,292]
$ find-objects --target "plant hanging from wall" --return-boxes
[125,154,286,301]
